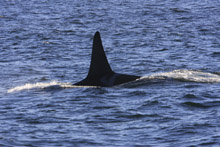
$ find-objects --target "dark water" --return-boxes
[1,0,220,146]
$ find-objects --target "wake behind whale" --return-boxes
[7,70,220,93]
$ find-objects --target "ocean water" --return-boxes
[1,0,220,146]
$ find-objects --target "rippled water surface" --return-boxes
[1,0,220,146]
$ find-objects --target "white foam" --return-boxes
[142,69,220,83]
[7,81,97,93]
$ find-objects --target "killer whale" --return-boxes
[74,31,140,87]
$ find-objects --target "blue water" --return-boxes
[1,0,220,146]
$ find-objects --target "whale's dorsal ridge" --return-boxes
[74,32,140,87]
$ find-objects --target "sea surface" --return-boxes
[1,0,220,146]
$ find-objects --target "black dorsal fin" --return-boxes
[74,31,140,87]
[87,31,114,77]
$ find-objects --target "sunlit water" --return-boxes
[1,0,220,146]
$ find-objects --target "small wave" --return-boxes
[7,81,96,93]
[182,101,220,108]
[141,69,220,83]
